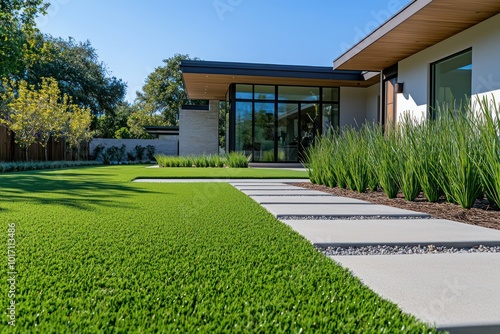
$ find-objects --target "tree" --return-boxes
[0,0,48,77]
[26,36,127,123]
[0,79,41,160]
[63,105,93,160]
[36,77,68,160]
[127,107,168,139]
[94,102,134,138]
[136,54,206,125]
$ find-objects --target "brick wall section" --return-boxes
[179,100,219,156]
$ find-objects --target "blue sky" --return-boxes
[37,0,412,102]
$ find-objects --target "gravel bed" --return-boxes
[320,244,500,256]
[279,215,430,220]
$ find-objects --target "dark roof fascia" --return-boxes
[144,126,179,131]
[181,105,209,110]
[181,60,366,81]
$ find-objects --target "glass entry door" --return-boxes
[278,104,299,162]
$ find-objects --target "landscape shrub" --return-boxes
[0,160,103,173]
[91,144,105,160]
[155,152,249,168]
[146,145,156,161]
[134,145,146,161]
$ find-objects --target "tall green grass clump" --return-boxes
[410,119,442,202]
[370,124,400,198]
[434,104,483,208]
[226,152,249,168]
[342,126,370,192]
[398,116,421,201]
[475,97,500,207]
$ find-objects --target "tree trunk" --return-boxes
[45,145,49,162]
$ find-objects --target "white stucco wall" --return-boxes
[179,101,219,156]
[397,13,500,119]
[365,83,380,122]
[340,86,379,128]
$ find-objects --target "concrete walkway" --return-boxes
[230,180,500,334]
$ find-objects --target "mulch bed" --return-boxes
[290,183,500,231]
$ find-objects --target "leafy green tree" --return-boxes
[63,104,93,160]
[26,36,127,122]
[136,54,206,125]
[94,102,135,138]
[36,77,68,160]
[0,0,48,77]
[127,107,168,139]
[0,79,41,160]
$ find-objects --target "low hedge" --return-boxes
[0,160,103,173]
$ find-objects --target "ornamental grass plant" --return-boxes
[306,97,500,209]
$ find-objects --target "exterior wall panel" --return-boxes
[397,13,500,119]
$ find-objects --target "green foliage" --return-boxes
[398,117,421,201]
[25,36,126,121]
[146,145,156,161]
[155,153,248,168]
[0,0,48,77]
[307,98,500,209]
[136,54,207,125]
[134,145,146,161]
[226,151,249,168]
[0,160,102,173]
[475,97,500,207]
[0,166,435,332]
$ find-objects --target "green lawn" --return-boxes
[0,166,435,333]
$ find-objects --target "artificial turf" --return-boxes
[0,166,436,333]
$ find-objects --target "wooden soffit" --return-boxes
[334,0,500,71]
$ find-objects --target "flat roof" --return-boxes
[144,126,179,136]
[334,0,500,71]
[181,60,379,100]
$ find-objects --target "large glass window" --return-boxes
[254,85,275,100]
[278,86,320,101]
[233,84,339,162]
[235,84,253,99]
[431,49,472,113]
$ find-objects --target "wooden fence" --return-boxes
[0,125,88,161]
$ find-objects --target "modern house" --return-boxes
[179,0,500,162]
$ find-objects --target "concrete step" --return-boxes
[250,195,370,205]
[331,253,500,333]
[281,219,500,248]
[261,203,430,219]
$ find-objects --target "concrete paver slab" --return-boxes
[262,204,430,218]
[233,185,304,191]
[281,219,500,247]
[330,253,500,332]
[250,196,370,205]
[133,178,310,183]
[241,190,331,196]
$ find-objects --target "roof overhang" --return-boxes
[144,126,179,136]
[334,0,500,71]
[181,60,379,100]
